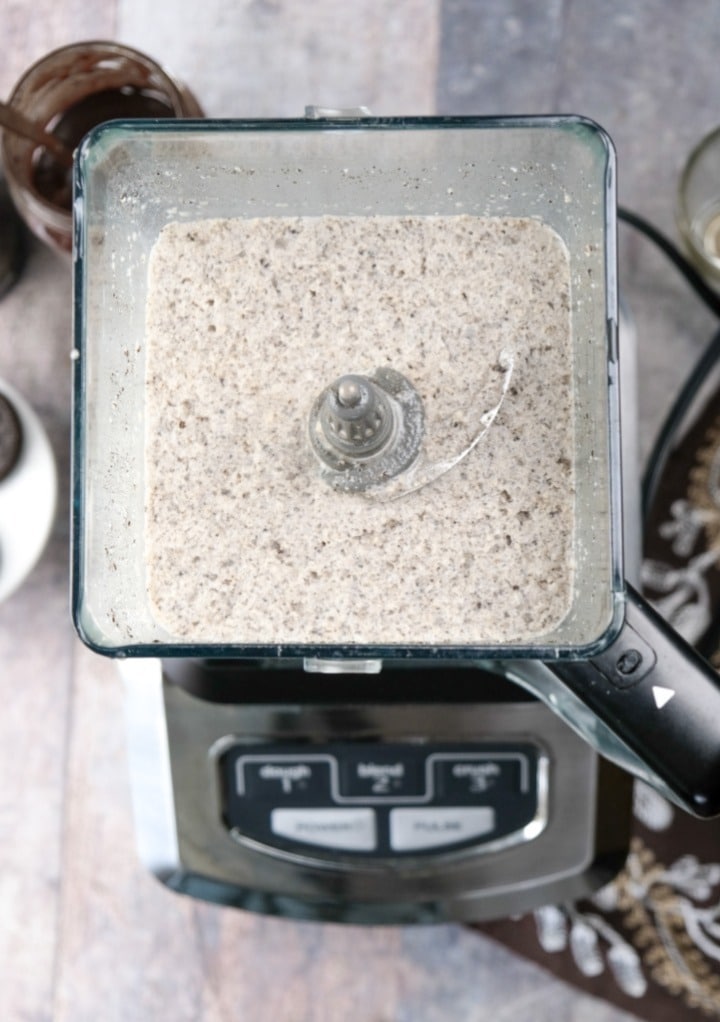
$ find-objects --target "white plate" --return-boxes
[0,379,57,602]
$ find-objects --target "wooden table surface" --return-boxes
[2,3,720,1020]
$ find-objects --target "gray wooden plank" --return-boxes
[555,0,720,231]
[0,559,72,1022]
[437,0,566,113]
[52,643,205,1022]
[1,3,117,101]
[0,200,78,1020]
[0,6,116,1019]
[118,0,440,117]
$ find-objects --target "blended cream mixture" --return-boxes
[144,214,574,646]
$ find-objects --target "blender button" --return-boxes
[389,807,495,851]
[339,753,425,798]
[434,756,525,797]
[237,757,332,801]
[270,807,377,852]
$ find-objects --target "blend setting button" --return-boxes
[390,807,496,851]
[339,749,425,799]
[271,807,377,852]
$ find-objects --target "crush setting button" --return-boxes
[434,754,528,799]
[389,807,496,851]
[271,807,377,851]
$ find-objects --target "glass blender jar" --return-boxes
[70,115,720,921]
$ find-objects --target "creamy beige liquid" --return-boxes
[144,214,574,646]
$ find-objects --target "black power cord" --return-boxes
[619,207,720,318]
[618,207,720,519]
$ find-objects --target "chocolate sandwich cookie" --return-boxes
[0,393,22,481]
[0,175,26,299]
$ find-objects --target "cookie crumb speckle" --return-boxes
[144,215,574,646]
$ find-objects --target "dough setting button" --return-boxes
[270,807,377,851]
[389,807,496,851]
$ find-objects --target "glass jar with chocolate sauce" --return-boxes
[1,41,203,254]
[677,124,720,289]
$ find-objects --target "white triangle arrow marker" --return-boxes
[652,686,676,709]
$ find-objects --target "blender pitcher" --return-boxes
[71,114,720,820]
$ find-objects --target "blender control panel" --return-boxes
[218,741,545,859]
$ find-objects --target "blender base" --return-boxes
[121,660,632,924]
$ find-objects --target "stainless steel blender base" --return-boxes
[121,660,632,924]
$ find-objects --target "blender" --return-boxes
[71,114,720,922]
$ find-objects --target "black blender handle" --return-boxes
[546,583,720,818]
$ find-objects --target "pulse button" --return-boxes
[390,807,495,851]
